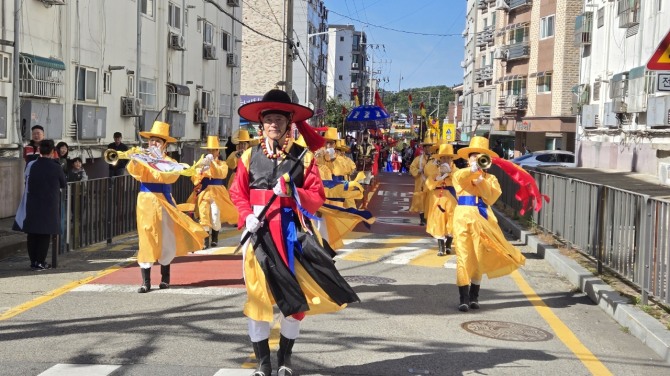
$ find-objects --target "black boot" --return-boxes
[458,285,470,312]
[419,213,426,226]
[137,268,151,293]
[469,283,480,309]
[203,236,210,249]
[211,230,219,247]
[277,334,295,376]
[437,239,446,257]
[251,339,272,376]
[159,264,170,289]
[444,235,453,255]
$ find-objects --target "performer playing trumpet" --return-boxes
[124,121,208,293]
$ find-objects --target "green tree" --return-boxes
[324,98,349,134]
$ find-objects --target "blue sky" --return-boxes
[324,0,466,91]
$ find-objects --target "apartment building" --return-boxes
[0,0,241,217]
[575,0,670,180]
[462,0,580,155]
[240,0,328,122]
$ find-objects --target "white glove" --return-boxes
[470,161,479,173]
[435,174,447,181]
[148,146,163,159]
[439,163,451,175]
[200,154,214,167]
[327,147,336,159]
[245,214,261,233]
[473,175,485,185]
[273,178,291,197]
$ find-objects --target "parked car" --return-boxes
[512,150,576,168]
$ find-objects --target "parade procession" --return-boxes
[4,1,670,375]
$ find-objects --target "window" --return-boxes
[75,66,98,101]
[168,2,181,30]
[658,0,663,11]
[593,81,601,101]
[221,30,231,51]
[139,78,157,109]
[204,21,214,44]
[537,73,552,93]
[201,90,212,113]
[540,15,555,39]
[339,56,343,61]
[140,0,154,18]
[339,75,343,80]
[127,74,135,96]
[103,72,111,94]
[340,36,344,42]
[508,26,529,44]
[220,94,231,116]
[597,7,605,28]
[507,78,527,96]
[0,52,10,81]
[185,9,189,26]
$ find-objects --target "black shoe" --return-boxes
[444,235,453,255]
[437,239,446,257]
[458,285,470,312]
[211,230,219,247]
[469,284,481,309]
[159,265,170,289]
[33,262,51,271]
[138,268,151,293]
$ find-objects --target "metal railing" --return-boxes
[61,175,197,252]
[491,166,670,305]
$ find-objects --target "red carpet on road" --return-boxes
[92,254,245,288]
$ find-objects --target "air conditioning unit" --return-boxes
[120,97,142,117]
[39,0,66,5]
[494,48,507,60]
[203,44,218,60]
[227,0,240,6]
[659,163,670,186]
[612,98,627,113]
[495,0,509,10]
[351,82,358,88]
[169,32,186,51]
[226,53,239,67]
[194,107,209,124]
[352,63,359,69]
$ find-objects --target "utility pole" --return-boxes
[285,0,294,97]
[436,90,441,120]
[13,0,21,154]
[135,0,142,140]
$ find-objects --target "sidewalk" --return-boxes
[0,217,26,261]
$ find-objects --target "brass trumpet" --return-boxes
[476,153,492,170]
[103,147,144,165]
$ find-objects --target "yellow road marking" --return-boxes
[409,250,454,268]
[0,261,134,321]
[511,270,613,376]
[340,236,422,262]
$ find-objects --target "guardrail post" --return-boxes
[639,197,650,306]
[593,185,606,275]
[106,177,113,244]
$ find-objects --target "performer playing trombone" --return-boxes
[119,121,208,293]
[230,89,359,376]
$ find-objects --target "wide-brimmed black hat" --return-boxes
[238,89,314,123]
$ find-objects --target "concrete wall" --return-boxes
[0,159,22,218]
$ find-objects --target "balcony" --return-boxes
[497,95,528,112]
[475,65,493,83]
[617,0,640,28]
[476,26,495,47]
[508,0,531,11]
[19,53,65,99]
[574,12,593,46]
[477,0,488,10]
[505,41,530,61]
[473,104,491,122]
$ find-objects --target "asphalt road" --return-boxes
[0,171,668,376]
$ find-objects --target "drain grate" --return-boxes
[344,275,396,285]
[461,320,553,342]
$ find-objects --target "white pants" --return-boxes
[248,315,302,342]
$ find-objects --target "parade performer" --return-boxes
[451,136,527,311]
[356,131,377,185]
[230,89,359,376]
[226,129,255,190]
[391,149,402,173]
[424,143,459,257]
[193,136,238,248]
[121,121,208,293]
[409,136,435,226]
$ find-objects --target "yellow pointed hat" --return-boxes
[457,136,499,159]
[233,129,253,144]
[422,135,436,145]
[139,121,177,143]
[322,127,339,141]
[435,143,459,158]
[201,135,225,149]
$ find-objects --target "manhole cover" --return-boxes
[344,275,396,284]
[461,320,553,342]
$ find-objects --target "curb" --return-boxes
[493,207,670,364]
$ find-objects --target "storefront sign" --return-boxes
[516,121,531,131]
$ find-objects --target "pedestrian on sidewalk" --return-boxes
[451,136,526,312]
[13,139,66,271]
[67,157,88,182]
[232,89,360,376]
[56,141,71,174]
[126,121,208,293]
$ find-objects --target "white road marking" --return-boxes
[72,284,245,296]
[38,364,121,376]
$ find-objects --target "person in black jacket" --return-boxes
[108,132,129,177]
[13,139,67,270]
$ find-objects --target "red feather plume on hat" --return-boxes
[295,120,325,152]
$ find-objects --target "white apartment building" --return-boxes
[575,0,670,180]
[326,25,355,103]
[0,0,241,217]
[240,0,328,122]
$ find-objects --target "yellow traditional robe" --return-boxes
[409,154,430,213]
[127,158,208,264]
[451,168,526,286]
[424,163,458,238]
[192,158,238,228]
[225,152,240,189]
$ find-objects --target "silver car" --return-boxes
[512,150,576,168]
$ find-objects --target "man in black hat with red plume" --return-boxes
[230,89,360,376]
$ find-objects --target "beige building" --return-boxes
[463,0,580,155]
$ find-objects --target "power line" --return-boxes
[203,0,285,43]
[328,10,461,37]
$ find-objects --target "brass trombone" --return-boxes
[476,154,492,170]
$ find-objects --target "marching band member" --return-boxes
[226,129,255,190]
[357,131,377,185]
[230,89,359,376]
[193,136,238,248]
[451,136,526,311]
[409,135,436,226]
[423,143,459,257]
[126,121,208,293]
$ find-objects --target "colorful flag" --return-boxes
[353,88,360,106]
[374,90,386,112]
[419,101,427,119]
[341,105,348,115]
